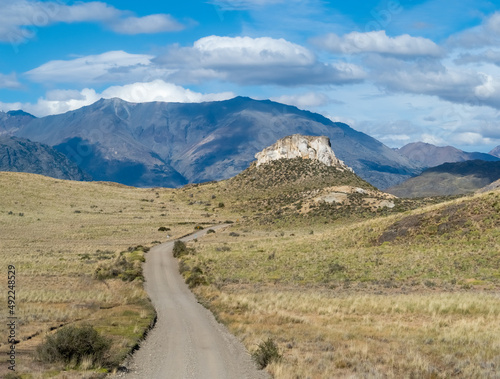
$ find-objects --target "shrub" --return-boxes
[229,232,240,237]
[194,225,204,230]
[94,255,143,282]
[173,240,190,258]
[252,338,282,369]
[158,226,171,232]
[218,202,225,208]
[36,325,110,367]
[185,266,207,288]
[207,229,216,234]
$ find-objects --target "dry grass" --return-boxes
[195,286,500,378]
[190,190,500,378]
[0,172,224,377]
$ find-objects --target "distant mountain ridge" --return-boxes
[2,97,421,189]
[395,142,500,168]
[0,136,90,181]
[387,160,500,198]
[490,145,500,158]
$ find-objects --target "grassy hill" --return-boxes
[187,188,500,378]
[387,160,500,198]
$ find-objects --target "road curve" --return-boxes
[119,225,269,379]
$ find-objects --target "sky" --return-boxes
[1,0,500,152]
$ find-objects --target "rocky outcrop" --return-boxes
[255,134,353,171]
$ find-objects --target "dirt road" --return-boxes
[120,225,269,379]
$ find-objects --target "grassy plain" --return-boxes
[2,167,500,378]
[0,172,226,377]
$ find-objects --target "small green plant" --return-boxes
[36,325,111,367]
[194,225,204,230]
[218,202,225,208]
[252,338,282,369]
[207,229,216,234]
[158,226,170,232]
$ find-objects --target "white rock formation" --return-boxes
[255,134,353,172]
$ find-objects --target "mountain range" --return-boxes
[1,97,422,189]
[395,142,500,168]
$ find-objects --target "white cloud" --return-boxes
[271,92,333,109]
[109,14,184,34]
[0,80,235,117]
[191,35,315,66]
[448,12,500,49]
[0,1,184,42]
[100,80,234,104]
[454,49,500,66]
[25,51,157,84]
[155,35,366,85]
[209,0,287,10]
[313,30,442,57]
[0,72,20,88]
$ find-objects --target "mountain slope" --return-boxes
[0,136,90,181]
[0,110,36,136]
[396,142,500,168]
[386,160,500,198]
[490,145,500,158]
[13,97,419,189]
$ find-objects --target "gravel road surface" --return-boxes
[118,225,269,379]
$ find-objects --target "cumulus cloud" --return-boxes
[367,56,486,106]
[271,92,334,109]
[25,51,158,84]
[313,30,442,57]
[455,49,500,66]
[0,80,235,117]
[0,0,184,43]
[155,35,366,85]
[448,12,500,49]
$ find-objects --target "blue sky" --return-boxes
[1,0,500,152]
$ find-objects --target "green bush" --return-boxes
[252,338,282,369]
[173,240,191,258]
[185,266,207,288]
[36,325,110,367]
[207,229,216,234]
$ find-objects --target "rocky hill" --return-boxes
[395,142,499,168]
[8,97,419,189]
[387,160,500,198]
[225,135,404,222]
[0,136,90,181]
[255,134,352,171]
